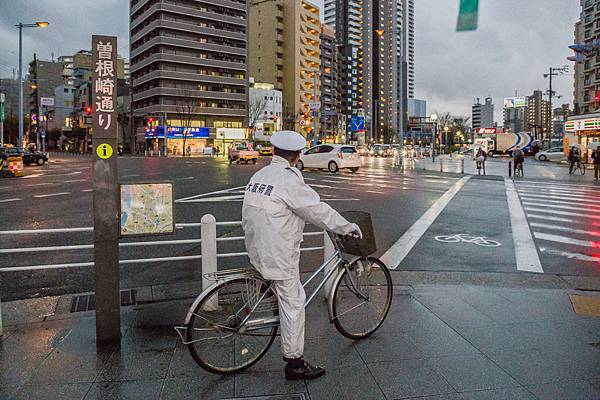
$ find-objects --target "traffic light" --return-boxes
[85,106,92,114]
[148,116,154,124]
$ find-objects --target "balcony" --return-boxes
[131,18,246,44]
[131,36,246,59]
[131,53,246,74]
[132,86,246,103]
[133,103,246,117]
[133,69,246,87]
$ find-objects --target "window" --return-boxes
[340,147,356,153]
[318,145,334,153]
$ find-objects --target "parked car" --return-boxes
[296,144,361,173]
[0,146,48,166]
[228,142,259,164]
[421,148,431,157]
[258,146,273,156]
[535,147,566,162]
[356,145,370,156]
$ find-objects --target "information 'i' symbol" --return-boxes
[102,145,107,157]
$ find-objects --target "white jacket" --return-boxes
[242,156,354,280]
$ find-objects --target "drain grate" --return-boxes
[70,289,137,313]
[223,395,308,400]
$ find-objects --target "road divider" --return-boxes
[381,176,470,269]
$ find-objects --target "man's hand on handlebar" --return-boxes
[349,223,363,239]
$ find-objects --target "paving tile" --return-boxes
[85,379,163,400]
[27,349,113,384]
[120,327,178,353]
[459,387,536,400]
[353,332,423,363]
[406,395,464,400]
[379,295,450,334]
[302,337,363,369]
[305,364,384,400]
[12,383,91,400]
[0,351,47,387]
[405,325,480,358]
[426,353,520,392]
[412,292,497,326]
[369,359,456,399]
[486,348,583,386]
[0,385,18,399]
[235,370,307,397]
[161,376,234,400]
[452,323,536,355]
[96,349,173,382]
[526,379,600,400]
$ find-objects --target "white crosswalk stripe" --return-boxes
[515,181,600,265]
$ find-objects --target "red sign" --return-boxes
[476,128,504,134]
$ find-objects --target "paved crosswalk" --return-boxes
[516,180,600,265]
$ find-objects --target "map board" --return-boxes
[119,182,175,237]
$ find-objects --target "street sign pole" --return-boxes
[0,93,5,145]
[92,35,121,346]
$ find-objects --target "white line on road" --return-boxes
[519,195,600,206]
[523,206,600,220]
[526,214,577,224]
[25,182,53,187]
[176,186,246,202]
[522,201,600,214]
[33,192,71,198]
[530,222,600,237]
[517,189,595,201]
[539,247,600,262]
[122,174,141,178]
[63,179,87,183]
[23,173,45,179]
[381,176,470,269]
[81,189,93,192]
[516,179,600,191]
[0,198,21,203]
[505,178,543,273]
[534,232,596,248]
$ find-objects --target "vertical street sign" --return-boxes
[92,34,120,345]
[457,0,479,31]
[0,93,4,145]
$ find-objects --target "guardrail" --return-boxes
[440,158,465,174]
[0,215,331,335]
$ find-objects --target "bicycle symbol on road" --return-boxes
[434,233,502,247]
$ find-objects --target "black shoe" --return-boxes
[284,358,325,380]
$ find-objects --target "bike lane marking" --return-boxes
[381,176,470,269]
[504,178,543,273]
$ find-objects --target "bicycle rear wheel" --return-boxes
[186,277,278,375]
[331,257,393,339]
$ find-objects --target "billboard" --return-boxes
[503,97,526,108]
[144,126,210,139]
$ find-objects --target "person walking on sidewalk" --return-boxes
[475,147,487,175]
[242,130,362,381]
[592,147,600,182]
[568,146,581,174]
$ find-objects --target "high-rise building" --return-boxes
[249,82,283,142]
[503,96,526,133]
[328,0,414,143]
[130,0,249,154]
[526,90,551,140]
[249,0,321,138]
[572,0,597,115]
[472,97,494,129]
[553,104,571,138]
[320,24,338,142]
[28,55,64,145]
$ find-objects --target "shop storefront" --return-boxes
[214,128,247,154]
[145,126,211,156]
[565,114,600,162]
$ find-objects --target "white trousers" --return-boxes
[272,278,306,359]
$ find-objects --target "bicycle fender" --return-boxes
[327,267,348,323]
[183,281,220,325]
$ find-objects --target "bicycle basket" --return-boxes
[329,211,376,257]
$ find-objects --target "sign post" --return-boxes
[0,93,5,145]
[92,35,121,346]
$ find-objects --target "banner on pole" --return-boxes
[457,0,479,31]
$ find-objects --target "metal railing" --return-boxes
[0,215,330,335]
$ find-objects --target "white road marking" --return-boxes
[23,173,45,179]
[505,178,543,273]
[180,194,244,202]
[122,174,140,178]
[519,195,600,207]
[25,182,53,187]
[523,206,600,220]
[33,192,71,198]
[176,186,246,202]
[526,214,577,224]
[64,179,87,183]
[81,189,93,192]
[539,247,600,262]
[516,180,600,191]
[177,176,195,180]
[530,222,600,237]
[534,232,596,248]
[517,189,594,201]
[381,176,470,269]
[522,201,600,214]
[0,198,21,203]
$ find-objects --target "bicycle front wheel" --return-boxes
[186,277,278,375]
[331,257,393,339]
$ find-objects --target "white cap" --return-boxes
[270,130,306,151]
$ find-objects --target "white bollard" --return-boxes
[322,232,336,300]
[201,214,218,311]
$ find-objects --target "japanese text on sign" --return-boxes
[94,41,115,130]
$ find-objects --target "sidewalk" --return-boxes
[1,280,599,400]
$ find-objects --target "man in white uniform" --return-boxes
[242,130,361,380]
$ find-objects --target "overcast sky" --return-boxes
[0,0,580,123]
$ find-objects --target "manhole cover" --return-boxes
[70,289,137,313]
[223,394,308,400]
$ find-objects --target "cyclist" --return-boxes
[242,130,362,380]
[568,145,581,174]
[512,146,524,175]
[592,147,600,181]
[475,147,487,175]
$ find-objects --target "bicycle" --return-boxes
[571,161,586,175]
[174,212,393,375]
[513,160,524,178]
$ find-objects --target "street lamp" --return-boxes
[430,114,438,162]
[15,21,49,147]
[444,125,449,154]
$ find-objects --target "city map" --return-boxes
[120,183,174,236]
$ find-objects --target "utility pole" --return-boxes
[0,93,5,145]
[544,65,569,146]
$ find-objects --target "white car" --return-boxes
[296,144,361,173]
[535,147,566,162]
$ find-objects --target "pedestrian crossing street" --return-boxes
[516,180,600,265]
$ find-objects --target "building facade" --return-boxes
[408,98,426,118]
[249,0,321,139]
[130,0,249,155]
[249,82,283,142]
[526,90,551,141]
[320,24,338,142]
[572,0,598,115]
[28,55,64,146]
[472,97,494,129]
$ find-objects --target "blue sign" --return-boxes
[350,116,365,132]
[145,126,210,139]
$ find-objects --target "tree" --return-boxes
[176,89,199,156]
[432,111,471,151]
[248,95,268,138]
